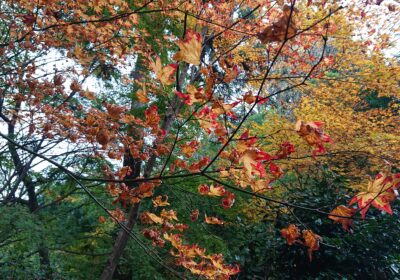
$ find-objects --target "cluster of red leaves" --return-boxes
[281,224,322,261]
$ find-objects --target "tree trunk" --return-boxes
[100,61,186,279]
[7,115,52,278]
[100,203,140,280]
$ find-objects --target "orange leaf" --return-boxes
[141,211,164,224]
[143,228,165,247]
[224,65,239,83]
[295,120,331,156]
[175,85,209,105]
[180,140,199,157]
[257,5,298,44]
[205,215,224,225]
[110,208,125,223]
[160,209,178,221]
[149,55,177,85]
[239,149,268,178]
[198,184,226,196]
[152,195,170,207]
[173,30,202,65]
[328,205,355,231]
[136,82,149,103]
[302,230,322,261]
[281,224,300,245]
[96,128,110,146]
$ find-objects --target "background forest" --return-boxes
[0,0,399,279]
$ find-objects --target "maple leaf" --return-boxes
[243,92,256,104]
[257,5,298,43]
[349,170,400,218]
[249,179,270,193]
[302,230,322,261]
[180,140,199,157]
[239,149,272,178]
[136,82,149,103]
[198,184,226,196]
[209,185,226,196]
[180,245,206,259]
[144,105,160,126]
[198,184,210,195]
[163,233,182,249]
[295,120,331,156]
[281,224,300,245]
[188,157,210,172]
[160,209,178,221]
[236,130,258,152]
[211,100,239,116]
[274,141,295,159]
[131,182,156,200]
[106,103,125,120]
[204,215,224,225]
[173,223,189,232]
[152,195,170,207]
[22,13,36,26]
[269,162,283,179]
[175,85,208,105]
[141,211,164,224]
[110,208,125,223]
[143,228,165,247]
[173,30,202,65]
[195,106,219,133]
[328,205,355,231]
[149,55,177,85]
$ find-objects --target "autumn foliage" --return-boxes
[0,0,399,278]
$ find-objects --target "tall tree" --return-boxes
[0,0,399,279]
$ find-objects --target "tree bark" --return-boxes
[100,202,140,280]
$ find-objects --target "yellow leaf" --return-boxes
[149,56,177,85]
[160,209,178,221]
[204,215,224,225]
[152,195,170,207]
[173,30,202,65]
